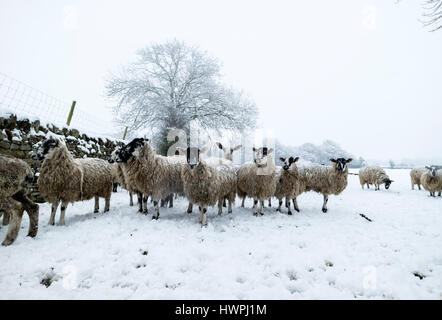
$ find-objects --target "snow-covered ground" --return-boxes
[1,169,441,299]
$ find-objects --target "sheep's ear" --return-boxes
[200,146,209,155]
[176,147,186,155]
[216,142,223,150]
[252,147,256,152]
[346,158,353,163]
[330,158,337,163]
[292,156,299,163]
[267,148,274,154]
[279,157,286,162]
[233,145,242,151]
[425,166,431,170]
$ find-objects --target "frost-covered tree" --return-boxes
[105,40,258,154]
[421,0,442,31]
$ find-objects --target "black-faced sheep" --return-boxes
[31,138,113,225]
[358,166,393,190]
[181,147,237,226]
[299,158,352,213]
[421,166,442,197]
[274,156,306,215]
[410,167,427,190]
[0,155,39,246]
[237,147,276,216]
[115,138,186,220]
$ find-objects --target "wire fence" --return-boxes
[0,72,116,138]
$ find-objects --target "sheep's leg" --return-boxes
[93,196,99,213]
[292,197,300,213]
[2,211,10,225]
[218,198,223,215]
[201,207,208,226]
[276,199,282,212]
[418,184,421,190]
[152,200,159,220]
[143,195,148,214]
[366,183,369,189]
[241,197,245,208]
[198,206,202,223]
[223,198,227,208]
[411,182,414,190]
[268,198,272,207]
[2,206,24,246]
[322,195,328,213]
[112,183,118,193]
[361,183,364,189]
[104,195,110,213]
[12,190,39,237]
[160,199,166,208]
[137,192,143,213]
[259,200,264,216]
[48,201,59,226]
[253,199,258,216]
[438,190,441,197]
[59,201,69,226]
[286,197,292,215]
[129,192,134,206]
[228,196,233,214]
[187,202,193,214]
[168,194,173,208]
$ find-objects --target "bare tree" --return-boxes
[105,40,258,153]
[421,0,442,31]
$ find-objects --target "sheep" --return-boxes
[237,147,277,216]
[0,155,39,246]
[420,166,442,197]
[274,156,306,215]
[215,142,242,161]
[410,167,427,190]
[359,166,393,190]
[115,138,187,220]
[299,158,352,213]
[31,138,113,225]
[181,147,237,226]
[108,148,147,213]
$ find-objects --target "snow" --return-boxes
[0,169,441,299]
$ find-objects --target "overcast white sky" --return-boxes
[0,0,441,162]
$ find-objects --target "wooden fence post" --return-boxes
[66,100,76,126]
[122,126,128,140]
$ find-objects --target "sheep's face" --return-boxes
[108,148,121,164]
[186,147,201,170]
[330,158,352,172]
[280,156,299,171]
[383,178,393,189]
[253,147,273,167]
[216,142,242,161]
[116,138,145,163]
[425,166,438,177]
[31,138,59,161]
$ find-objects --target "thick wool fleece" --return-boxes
[38,144,113,204]
[300,163,349,196]
[237,156,276,201]
[359,166,391,187]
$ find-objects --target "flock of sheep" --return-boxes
[0,137,441,246]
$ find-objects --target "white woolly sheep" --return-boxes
[32,138,113,225]
[359,166,393,190]
[181,147,237,226]
[274,156,306,215]
[299,158,352,212]
[237,147,277,216]
[410,167,427,190]
[420,166,442,197]
[115,138,187,219]
[0,155,39,246]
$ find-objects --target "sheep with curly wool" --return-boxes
[0,155,39,246]
[420,166,442,197]
[410,167,427,190]
[274,156,306,215]
[237,147,276,216]
[32,138,113,225]
[181,147,237,226]
[359,166,393,190]
[299,158,352,213]
[115,138,187,219]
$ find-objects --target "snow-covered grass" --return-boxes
[1,169,441,299]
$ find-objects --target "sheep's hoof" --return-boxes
[27,230,38,238]
[253,212,258,217]
[288,212,292,215]
[260,212,264,216]
[187,210,192,214]
[295,208,300,213]
[94,210,99,213]
[1,238,14,246]
[228,210,232,214]
[49,221,55,226]
[322,208,328,213]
